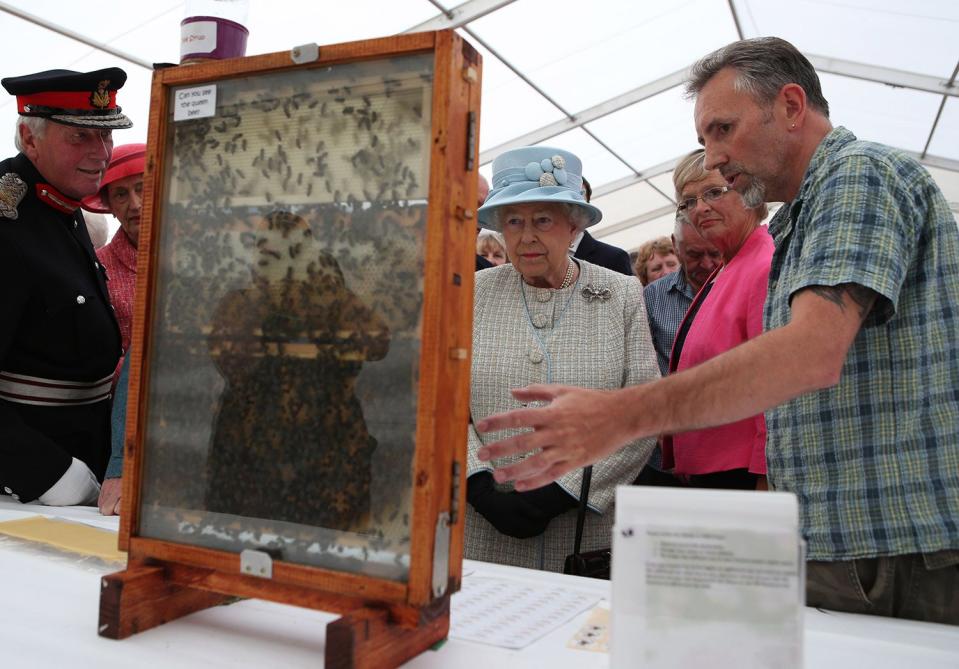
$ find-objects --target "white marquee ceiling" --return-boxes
[1,0,956,249]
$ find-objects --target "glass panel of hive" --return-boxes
[137,52,434,582]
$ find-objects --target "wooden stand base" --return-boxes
[325,600,449,669]
[98,563,232,639]
[99,560,450,668]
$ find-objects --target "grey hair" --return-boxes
[14,116,48,152]
[673,214,695,243]
[492,201,591,232]
[685,37,829,117]
[672,148,768,221]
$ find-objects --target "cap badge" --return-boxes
[90,79,111,109]
[0,173,27,220]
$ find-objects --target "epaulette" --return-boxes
[0,172,27,220]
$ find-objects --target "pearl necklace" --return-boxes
[558,259,576,290]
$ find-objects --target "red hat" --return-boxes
[81,143,146,213]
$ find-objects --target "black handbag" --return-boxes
[562,466,611,580]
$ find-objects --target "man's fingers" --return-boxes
[513,465,572,492]
[490,451,554,484]
[476,425,554,462]
[476,406,549,436]
[509,384,562,403]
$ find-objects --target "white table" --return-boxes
[1,500,957,668]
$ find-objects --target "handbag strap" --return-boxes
[572,465,593,556]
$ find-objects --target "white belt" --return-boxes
[0,370,113,406]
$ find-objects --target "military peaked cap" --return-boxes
[1,67,133,129]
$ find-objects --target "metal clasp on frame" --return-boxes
[432,512,451,598]
[291,43,320,64]
[240,549,274,579]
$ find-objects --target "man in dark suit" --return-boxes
[0,68,132,506]
[571,177,633,275]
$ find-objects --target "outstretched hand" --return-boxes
[475,384,637,491]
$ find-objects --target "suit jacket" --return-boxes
[574,230,633,276]
[475,254,493,271]
[466,260,659,571]
[0,153,122,501]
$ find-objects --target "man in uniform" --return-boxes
[0,68,133,506]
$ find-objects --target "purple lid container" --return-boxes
[181,16,249,63]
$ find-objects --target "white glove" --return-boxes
[38,458,101,506]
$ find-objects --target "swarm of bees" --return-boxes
[138,55,437,576]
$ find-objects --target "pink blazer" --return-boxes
[663,226,774,475]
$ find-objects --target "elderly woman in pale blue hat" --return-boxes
[466,146,659,573]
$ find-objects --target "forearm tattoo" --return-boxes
[809,283,877,321]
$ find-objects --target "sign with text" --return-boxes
[173,85,217,122]
[611,488,803,669]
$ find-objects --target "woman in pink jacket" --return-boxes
[662,149,774,489]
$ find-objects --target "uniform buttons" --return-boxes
[94,261,100,270]
[3,487,11,494]
[76,295,86,305]
[529,350,544,364]
[532,313,549,329]
[73,221,78,229]
[535,289,552,303]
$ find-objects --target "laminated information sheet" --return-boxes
[610,488,803,669]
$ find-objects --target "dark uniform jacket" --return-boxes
[574,230,633,276]
[0,153,121,501]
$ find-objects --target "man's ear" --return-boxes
[779,82,807,128]
[18,122,40,162]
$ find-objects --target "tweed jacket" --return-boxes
[466,260,659,571]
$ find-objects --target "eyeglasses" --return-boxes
[677,186,732,213]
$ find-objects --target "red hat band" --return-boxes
[18,90,118,114]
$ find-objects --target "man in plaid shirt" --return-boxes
[475,37,959,623]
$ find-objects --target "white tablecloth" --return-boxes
[0,499,957,668]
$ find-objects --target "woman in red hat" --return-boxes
[81,142,145,515]
[83,143,145,368]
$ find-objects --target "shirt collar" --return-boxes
[768,126,856,241]
[667,268,696,299]
[12,153,83,213]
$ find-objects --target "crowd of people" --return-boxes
[1,36,956,626]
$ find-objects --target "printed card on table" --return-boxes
[610,488,804,669]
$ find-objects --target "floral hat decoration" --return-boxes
[477,146,602,230]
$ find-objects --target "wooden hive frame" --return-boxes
[99,30,481,669]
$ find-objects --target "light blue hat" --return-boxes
[478,146,602,230]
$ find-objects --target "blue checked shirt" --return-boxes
[644,270,696,376]
[764,127,959,561]
[643,270,696,472]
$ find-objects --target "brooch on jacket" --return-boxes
[581,284,611,302]
[0,173,27,220]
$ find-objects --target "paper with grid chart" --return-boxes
[450,574,601,649]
